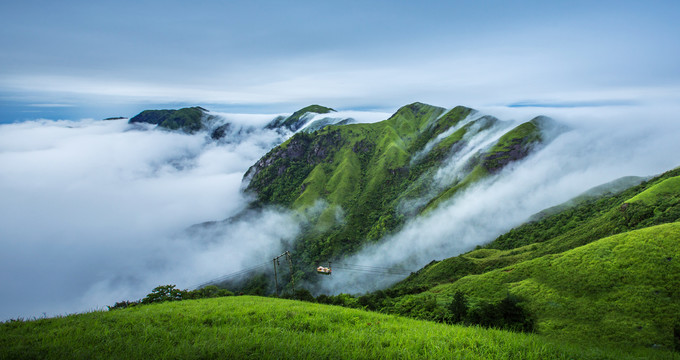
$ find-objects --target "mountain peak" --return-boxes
[128,106,208,133]
[265,104,336,132]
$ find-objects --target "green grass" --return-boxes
[1,296,672,359]
[399,223,680,350]
[628,176,680,204]
[486,118,541,155]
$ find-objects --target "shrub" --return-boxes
[141,285,185,305]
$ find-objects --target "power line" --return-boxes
[332,265,413,276]
[191,258,415,290]
[334,263,415,275]
[336,263,412,271]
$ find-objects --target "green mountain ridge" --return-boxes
[243,102,565,277]
[128,106,210,133]
[528,175,646,221]
[265,104,337,132]
[127,104,345,138]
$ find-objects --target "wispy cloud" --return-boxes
[28,103,75,108]
[507,100,638,108]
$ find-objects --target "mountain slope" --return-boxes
[396,167,680,292]
[376,166,680,350]
[398,222,680,349]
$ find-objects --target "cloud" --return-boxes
[28,103,75,108]
[0,116,297,320]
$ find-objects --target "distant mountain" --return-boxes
[129,106,210,133]
[127,104,352,141]
[265,105,336,132]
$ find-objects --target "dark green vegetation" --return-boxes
[128,106,209,133]
[244,103,562,289]
[107,285,234,310]
[314,290,535,333]
[2,296,672,359]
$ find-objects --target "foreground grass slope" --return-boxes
[1,296,671,360]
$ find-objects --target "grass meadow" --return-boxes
[1,296,675,359]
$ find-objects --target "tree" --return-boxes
[497,294,535,332]
[448,291,468,324]
[141,285,184,304]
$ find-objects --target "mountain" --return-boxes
[528,175,646,221]
[127,104,351,142]
[242,102,566,283]
[264,104,336,132]
[128,106,211,133]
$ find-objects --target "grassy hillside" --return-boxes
[1,296,671,359]
[362,166,680,351]
[397,168,680,292]
[242,103,563,289]
[391,222,680,349]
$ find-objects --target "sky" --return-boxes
[1,1,680,320]
[1,1,680,121]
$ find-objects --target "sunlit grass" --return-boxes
[411,222,680,349]
[1,296,672,359]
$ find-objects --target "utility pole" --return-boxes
[272,258,279,297]
[272,251,294,296]
[285,251,294,289]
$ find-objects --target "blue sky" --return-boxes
[1,0,679,122]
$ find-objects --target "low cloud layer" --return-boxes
[0,116,288,320]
